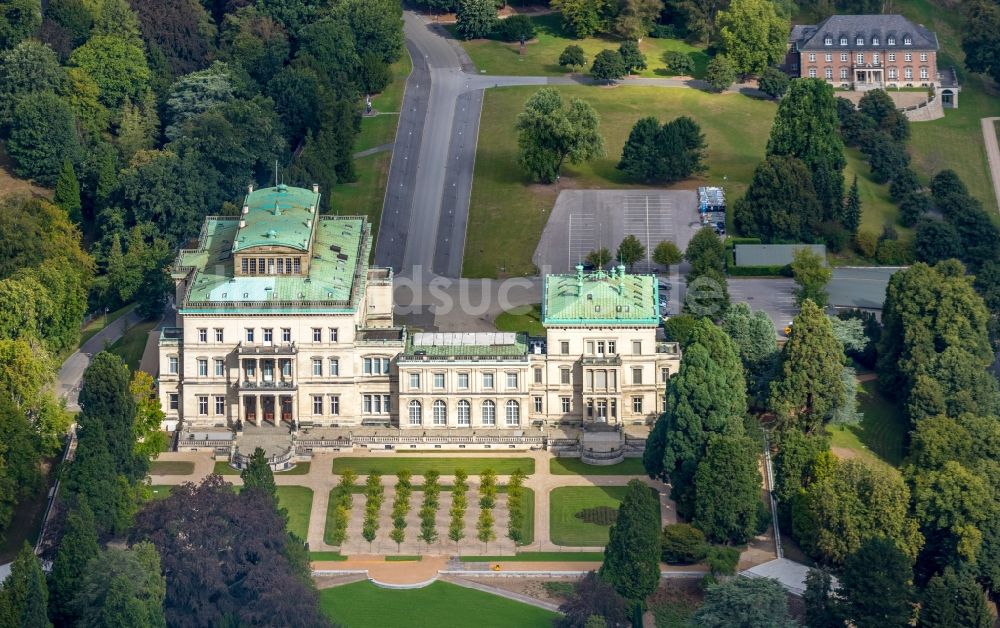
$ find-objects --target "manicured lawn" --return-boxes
[549,457,647,476]
[827,379,907,467]
[459,551,604,562]
[326,151,391,252]
[355,52,412,153]
[464,85,776,277]
[79,303,135,346]
[385,555,422,561]
[495,304,545,336]
[276,485,313,540]
[310,551,347,561]
[149,460,194,475]
[331,457,535,476]
[106,319,157,371]
[213,461,239,475]
[550,485,659,546]
[453,13,709,79]
[514,487,535,545]
[319,580,558,628]
[149,485,174,501]
[844,148,909,238]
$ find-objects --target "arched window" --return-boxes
[482,400,496,426]
[457,400,471,426]
[433,400,447,426]
[408,400,421,425]
[505,400,520,426]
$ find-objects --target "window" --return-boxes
[808,68,817,78]
[533,396,543,413]
[920,53,927,62]
[312,328,322,342]
[433,400,447,426]
[904,53,912,62]
[169,393,178,410]
[168,356,178,374]
[197,396,208,415]
[856,53,864,64]
[457,400,471,426]
[483,372,494,389]
[808,53,815,62]
[328,328,339,342]
[596,341,605,355]
[433,372,445,389]
[856,37,864,45]
[281,359,292,378]
[841,52,848,62]
[825,68,833,79]
[888,68,897,79]
[840,37,847,45]
[330,396,340,415]
[920,67,928,80]
[505,400,520,426]
[873,53,879,64]
[329,358,339,376]
[198,328,207,343]
[363,357,390,375]
[244,360,256,378]
[904,36,911,45]
[506,372,518,389]
[215,396,226,415]
[281,328,291,343]
[632,367,643,385]
[532,368,542,384]
[262,328,273,344]
[312,358,322,376]
[313,396,323,415]
[214,359,225,377]
[595,370,607,389]
[561,397,571,413]
[661,367,670,383]
[560,341,569,354]
[888,36,895,45]
[262,361,274,381]
[607,341,616,354]
[409,400,422,425]
[214,328,224,342]
[888,52,895,61]
[872,37,879,46]
[363,394,391,414]
[824,36,832,45]
[586,341,594,355]
[905,67,912,79]
[482,400,496,425]
[632,396,644,413]
[458,372,470,389]
[245,328,254,342]
[560,368,571,385]
[409,372,421,389]
[825,53,832,62]
[197,359,208,377]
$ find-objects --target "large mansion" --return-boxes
[787,15,942,90]
[158,184,681,440]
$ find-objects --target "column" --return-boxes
[254,395,261,427]
[291,395,298,430]
[255,358,260,386]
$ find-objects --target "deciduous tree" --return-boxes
[618,40,646,74]
[704,54,735,91]
[717,0,788,76]
[652,240,682,270]
[7,91,80,187]
[516,87,605,183]
[69,34,151,110]
[455,0,496,39]
[559,44,586,71]
[839,537,915,628]
[591,48,626,82]
[791,247,831,307]
[550,0,611,38]
[757,66,789,98]
[616,235,644,268]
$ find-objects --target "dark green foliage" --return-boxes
[618,115,706,184]
[0,395,43,518]
[683,227,730,317]
[599,479,660,602]
[616,234,644,268]
[839,537,915,628]
[131,0,215,79]
[899,191,931,228]
[241,446,278,502]
[914,218,962,264]
[297,16,360,88]
[929,169,968,199]
[803,568,845,628]
[704,545,739,577]
[48,499,100,627]
[7,91,80,186]
[836,308,880,368]
[704,54,736,91]
[575,506,618,525]
[662,50,694,75]
[217,7,290,87]
[721,302,778,408]
[496,14,535,42]
[843,176,860,234]
[71,543,166,628]
[0,543,50,628]
[334,0,403,65]
[44,0,91,50]
[734,155,822,242]
[558,44,586,70]
[53,158,82,222]
[77,352,143,479]
[0,40,67,126]
[860,130,909,184]
[618,40,645,74]
[266,65,323,143]
[930,171,1000,271]
[858,88,909,141]
[0,0,41,51]
[358,52,392,94]
[555,572,628,628]
[963,0,1000,85]
[693,577,796,628]
[591,49,626,82]
[693,432,762,544]
[164,62,237,140]
[889,168,920,202]
[918,568,992,628]
[660,523,707,564]
[455,0,497,40]
[662,314,698,345]
[757,66,789,99]
[516,87,605,183]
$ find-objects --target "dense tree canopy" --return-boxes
[733,155,822,242]
[839,538,915,628]
[599,479,661,602]
[618,115,706,184]
[516,87,605,183]
[7,91,80,186]
[71,543,166,628]
[693,577,796,628]
[693,432,762,543]
[717,0,788,76]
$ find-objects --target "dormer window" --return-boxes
[840,37,848,45]
[856,37,864,45]
[887,37,895,45]
[824,36,832,45]
[872,37,879,45]
[904,36,912,45]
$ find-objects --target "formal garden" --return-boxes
[549,485,660,546]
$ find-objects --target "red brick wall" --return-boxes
[797,48,938,85]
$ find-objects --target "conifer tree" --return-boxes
[53,159,82,223]
[844,175,861,234]
[0,543,51,628]
[599,479,660,603]
[918,567,992,628]
[49,498,100,626]
[241,447,278,503]
[693,433,762,544]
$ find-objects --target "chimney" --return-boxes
[239,219,246,228]
[247,184,254,194]
[306,219,312,228]
[242,204,249,214]
[617,265,626,294]
[575,264,584,295]
[312,183,320,194]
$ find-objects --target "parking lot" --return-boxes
[533,190,701,275]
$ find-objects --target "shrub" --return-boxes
[875,238,913,265]
[650,24,677,38]
[898,191,931,227]
[704,54,736,92]
[661,523,708,564]
[855,229,878,257]
[705,545,740,577]
[575,506,619,525]
[889,168,920,202]
[757,67,789,99]
[663,51,695,76]
[496,14,535,42]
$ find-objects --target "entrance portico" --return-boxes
[855,67,883,88]
[241,393,297,428]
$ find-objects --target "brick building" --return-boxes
[787,15,941,91]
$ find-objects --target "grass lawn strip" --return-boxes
[332,457,534,475]
[385,555,422,561]
[106,319,156,371]
[319,580,558,628]
[549,457,646,476]
[149,460,194,475]
[310,551,347,561]
[276,486,313,540]
[495,304,545,336]
[326,152,391,251]
[459,551,604,562]
[827,378,907,466]
[549,485,659,546]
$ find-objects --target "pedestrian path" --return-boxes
[980,117,1000,214]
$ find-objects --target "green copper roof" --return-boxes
[403,332,528,357]
[232,184,320,253]
[174,214,371,312]
[542,267,658,326]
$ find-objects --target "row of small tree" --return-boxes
[476,469,498,550]
[418,470,441,546]
[327,470,357,546]
[361,473,384,546]
[389,470,413,550]
[506,469,527,543]
[448,469,469,545]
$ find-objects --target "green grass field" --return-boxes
[106,319,156,371]
[494,304,545,336]
[464,86,776,277]
[827,378,908,467]
[214,461,312,475]
[319,580,558,628]
[149,485,173,501]
[453,13,709,79]
[276,485,313,540]
[149,461,194,475]
[514,487,535,545]
[385,555,422,561]
[549,457,647,476]
[326,152,391,249]
[355,52,412,153]
[459,551,604,562]
[79,303,134,346]
[310,551,347,561]
[331,457,535,476]
[550,485,659,546]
